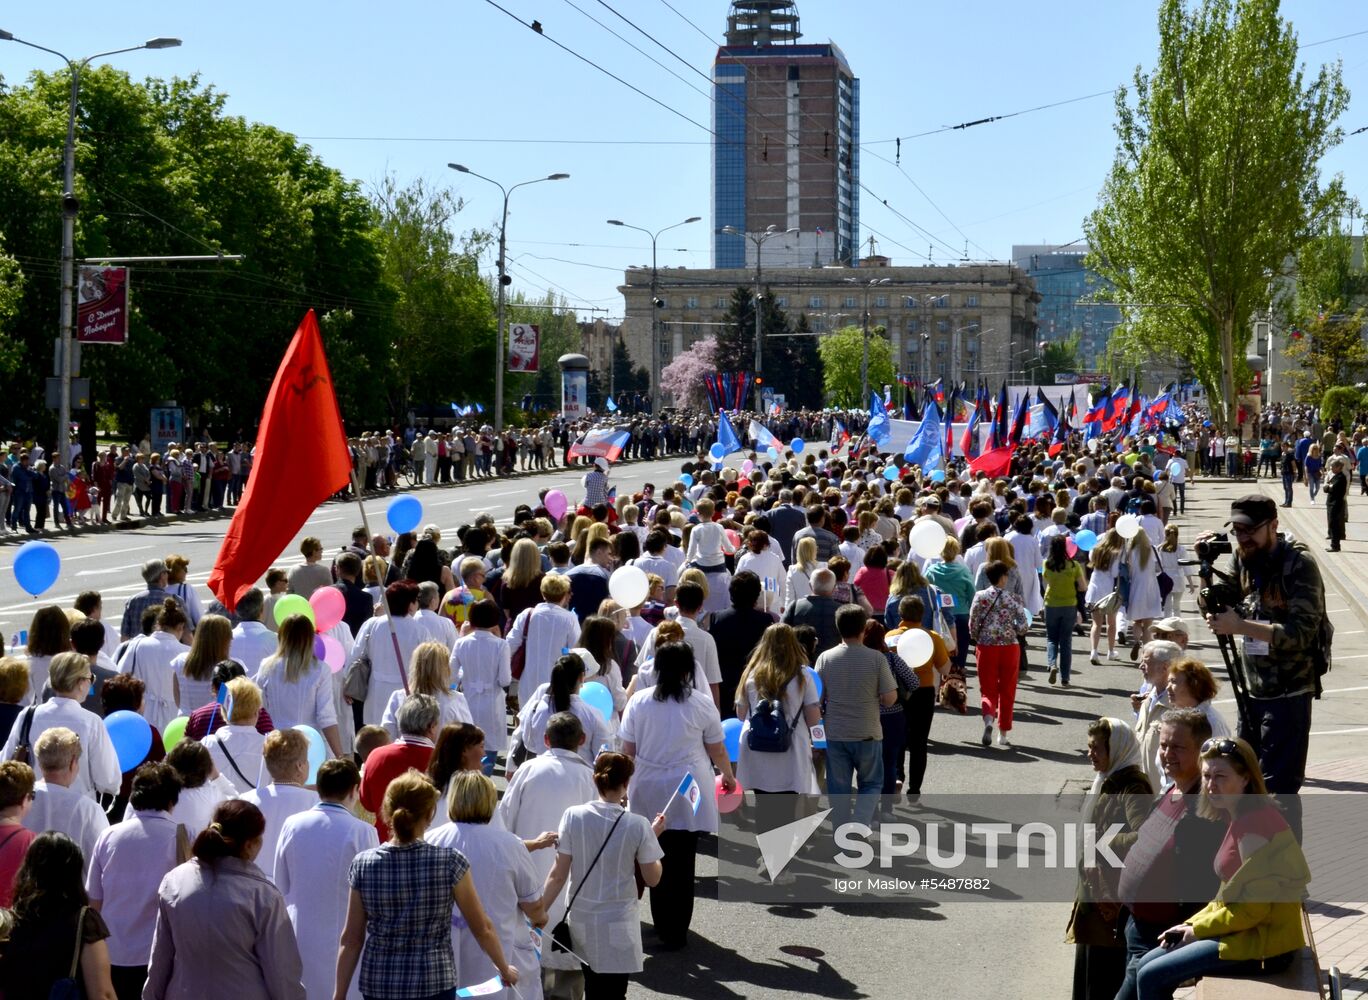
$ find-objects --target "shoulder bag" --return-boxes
[46,905,89,1000]
[8,705,36,764]
[1153,546,1174,602]
[509,607,533,680]
[970,590,1004,646]
[552,808,626,954]
[342,651,371,702]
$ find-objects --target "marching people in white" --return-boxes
[21,726,109,873]
[349,581,431,727]
[254,615,343,758]
[1,653,121,799]
[228,588,281,676]
[515,654,611,770]
[241,729,319,883]
[379,641,474,738]
[202,677,269,793]
[735,530,787,615]
[508,574,582,706]
[451,601,513,773]
[426,772,547,1000]
[273,758,378,1000]
[118,598,187,731]
[415,581,459,650]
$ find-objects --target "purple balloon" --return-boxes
[313,634,326,660]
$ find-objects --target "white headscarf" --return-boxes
[1085,717,1144,816]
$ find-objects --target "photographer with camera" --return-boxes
[1196,496,1326,822]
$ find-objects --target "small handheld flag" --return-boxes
[666,771,702,815]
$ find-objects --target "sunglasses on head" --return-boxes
[1201,737,1240,757]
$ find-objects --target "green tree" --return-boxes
[818,324,896,408]
[504,291,579,419]
[717,286,824,409]
[1085,0,1348,431]
[1282,309,1368,403]
[611,336,649,398]
[1027,335,1082,385]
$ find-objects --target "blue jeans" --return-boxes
[1135,939,1265,999]
[825,738,883,829]
[1116,913,1170,1000]
[1282,474,1294,505]
[1044,605,1075,683]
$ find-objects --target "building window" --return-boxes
[686,296,699,310]
[938,361,947,376]
[906,319,920,334]
[874,295,887,308]
[907,339,919,354]
[844,295,857,308]
[809,296,824,309]
[714,296,728,309]
[776,296,788,308]
[934,295,949,309]
[936,339,947,355]
[964,294,979,307]
[936,319,950,333]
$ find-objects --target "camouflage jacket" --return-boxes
[1228,541,1325,699]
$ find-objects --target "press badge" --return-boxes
[1242,620,1270,657]
[940,593,956,609]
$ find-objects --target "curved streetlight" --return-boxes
[1,31,182,465]
[449,164,569,432]
[720,225,799,409]
[844,276,891,403]
[607,216,700,412]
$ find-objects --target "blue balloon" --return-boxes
[721,717,743,762]
[711,462,724,473]
[883,466,898,481]
[766,446,780,460]
[804,665,823,700]
[1075,529,1098,552]
[580,681,614,721]
[930,469,946,483]
[791,438,805,454]
[387,495,423,535]
[105,710,153,772]
[294,724,328,784]
[13,540,60,597]
[710,442,726,460]
[679,473,694,487]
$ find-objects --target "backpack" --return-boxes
[746,696,801,753]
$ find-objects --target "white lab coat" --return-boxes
[229,621,279,676]
[23,779,109,873]
[275,802,379,1000]
[618,688,724,834]
[202,724,267,794]
[351,614,430,727]
[515,686,610,767]
[416,608,458,651]
[379,687,473,739]
[0,696,122,798]
[241,782,319,884]
[508,602,581,706]
[119,630,183,731]
[451,631,512,753]
[498,747,598,972]
[1005,531,1044,616]
[736,549,787,615]
[425,822,543,1000]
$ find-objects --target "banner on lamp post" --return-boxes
[507,323,540,372]
[76,265,130,344]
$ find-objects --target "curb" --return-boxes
[0,449,691,548]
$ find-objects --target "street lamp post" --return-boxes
[721,224,798,411]
[1,30,181,467]
[606,216,700,413]
[844,277,890,403]
[449,164,568,433]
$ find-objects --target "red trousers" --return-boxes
[976,643,1020,732]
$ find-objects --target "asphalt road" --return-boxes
[5,461,1363,998]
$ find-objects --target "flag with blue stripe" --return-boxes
[717,411,744,456]
[605,396,617,412]
[866,392,891,450]
[675,772,702,814]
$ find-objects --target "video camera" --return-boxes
[1193,532,1232,563]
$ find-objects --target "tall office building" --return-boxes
[1011,245,1121,370]
[713,2,858,270]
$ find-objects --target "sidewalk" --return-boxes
[1171,472,1368,998]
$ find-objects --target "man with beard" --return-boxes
[1199,495,1325,827]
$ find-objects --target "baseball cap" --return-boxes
[1152,616,1189,637]
[1226,494,1276,528]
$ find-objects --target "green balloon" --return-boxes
[273,593,316,628]
[162,715,189,752]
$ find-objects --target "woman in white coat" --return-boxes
[170,613,232,716]
[785,537,818,610]
[515,654,611,769]
[1085,530,1123,664]
[619,641,736,950]
[118,597,186,731]
[683,498,736,616]
[1122,528,1163,654]
[254,615,343,757]
[735,529,787,616]
[349,581,429,727]
[538,752,665,998]
[202,677,268,793]
[379,641,473,739]
[427,773,547,1000]
[451,600,512,776]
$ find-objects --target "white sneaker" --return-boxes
[1090,652,1101,666]
[996,731,1012,748]
[981,717,995,746]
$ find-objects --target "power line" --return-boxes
[594,0,713,86]
[558,0,712,102]
[1299,28,1368,48]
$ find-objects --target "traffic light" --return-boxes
[755,376,764,386]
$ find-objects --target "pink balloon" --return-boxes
[741,459,754,474]
[725,529,741,549]
[310,586,346,632]
[544,489,568,522]
[319,634,346,673]
[715,774,744,814]
[1065,539,1079,559]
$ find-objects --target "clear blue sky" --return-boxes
[3,2,1365,320]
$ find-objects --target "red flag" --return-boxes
[207,311,352,610]
[968,444,1015,479]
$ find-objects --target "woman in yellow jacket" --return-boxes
[1134,736,1310,999]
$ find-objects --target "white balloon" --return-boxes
[1116,513,1141,540]
[896,629,934,670]
[909,520,948,560]
[608,565,649,609]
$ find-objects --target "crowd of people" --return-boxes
[0,402,1333,1000]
